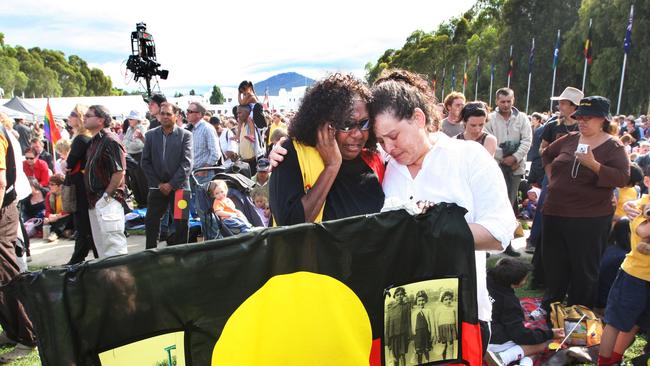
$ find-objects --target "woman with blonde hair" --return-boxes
[65,104,98,264]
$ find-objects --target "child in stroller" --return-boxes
[207,179,252,234]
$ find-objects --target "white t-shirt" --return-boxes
[382,133,517,321]
[219,128,238,157]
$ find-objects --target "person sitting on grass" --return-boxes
[208,179,251,234]
[44,174,74,241]
[486,258,564,366]
[598,165,650,366]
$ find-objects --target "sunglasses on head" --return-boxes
[335,118,370,132]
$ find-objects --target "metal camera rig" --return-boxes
[126,22,168,98]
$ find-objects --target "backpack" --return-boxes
[549,302,603,346]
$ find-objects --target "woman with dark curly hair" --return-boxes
[269,73,385,225]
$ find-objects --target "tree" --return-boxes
[174,92,184,97]
[189,89,196,96]
[0,36,116,98]
[209,85,225,104]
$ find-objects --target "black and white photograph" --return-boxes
[384,278,460,366]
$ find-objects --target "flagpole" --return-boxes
[526,38,534,114]
[475,56,480,100]
[617,53,628,115]
[617,5,634,115]
[582,18,592,92]
[550,29,561,112]
[462,61,467,95]
[507,45,513,88]
[441,67,446,101]
[489,64,494,108]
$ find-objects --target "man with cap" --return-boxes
[540,87,584,153]
[146,94,167,130]
[252,158,271,197]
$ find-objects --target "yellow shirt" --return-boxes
[615,186,639,218]
[239,123,255,160]
[622,194,650,281]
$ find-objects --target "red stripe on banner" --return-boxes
[173,189,183,220]
[369,338,381,366]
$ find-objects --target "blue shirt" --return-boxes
[192,121,221,169]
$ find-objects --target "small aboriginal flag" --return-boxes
[173,189,191,220]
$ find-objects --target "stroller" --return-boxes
[191,164,263,239]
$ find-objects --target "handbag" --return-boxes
[61,161,81,213]
[549,302,603,346]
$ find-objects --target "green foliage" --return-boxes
[189,89,196,96]
[209,85,225,104]
[174,92,184,98]
[366,0,649,114]
[0,35,113,97]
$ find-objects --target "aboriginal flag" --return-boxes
[13,206,482,366]
[584,21,593,65]
[173,189,191,220]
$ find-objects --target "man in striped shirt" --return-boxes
[187,102,221,240]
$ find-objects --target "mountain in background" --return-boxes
[254,72,315,96]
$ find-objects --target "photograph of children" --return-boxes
[384,278,460,366]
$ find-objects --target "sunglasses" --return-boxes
[335,119,370,133]
[69,112,79,118]
[187,110,199,114]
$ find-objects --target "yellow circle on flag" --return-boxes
[177,199,188,210]
[212,271,372,366]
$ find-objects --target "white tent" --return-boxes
[0,105,29,120]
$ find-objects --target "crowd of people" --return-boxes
[0,68,645,364]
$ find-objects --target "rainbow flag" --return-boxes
[43,99,61,146]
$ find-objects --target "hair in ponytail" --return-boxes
[368,69,440,128]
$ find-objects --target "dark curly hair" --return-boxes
[288,73,374,149]
[368,69,440,128]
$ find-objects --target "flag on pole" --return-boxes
[491,63,495,80]
[552,30,561,69]
[451,65,457,91]
[463,62,468,89]
[173,189,191,220]
[262,88,270,110]
[528,38,535,73]
[624,5,634,54]
[507,46,514,78]
[43,99,61,147]
[584,20,593,64]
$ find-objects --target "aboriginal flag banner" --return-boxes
[10,205,481,366]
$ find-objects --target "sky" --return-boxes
[1,0,476,95]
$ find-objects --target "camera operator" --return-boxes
[540,96,630,311]
[146,94,166,130]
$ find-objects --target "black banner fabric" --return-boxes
[10,205,480,366]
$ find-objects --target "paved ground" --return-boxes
[26,227,531,270]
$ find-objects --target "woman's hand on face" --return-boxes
[268,136,288,168]
[316,124,342,168]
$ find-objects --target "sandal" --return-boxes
[0,343,35,363]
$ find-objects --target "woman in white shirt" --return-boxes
[368,69,517,355]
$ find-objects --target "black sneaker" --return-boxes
[504,244,521,257]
